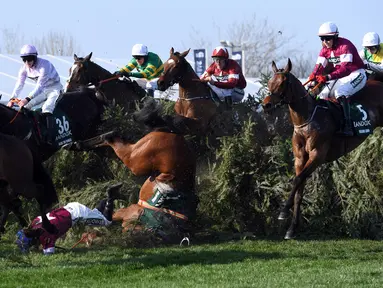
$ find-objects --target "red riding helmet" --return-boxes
[212,46,229,59]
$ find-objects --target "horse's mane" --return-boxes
[0,103,19,114]
[173,52,200,79]
[88,60,112,76]
[276,68,307,96]
[57,87,105,114]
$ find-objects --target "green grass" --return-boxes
[1,239,383,288]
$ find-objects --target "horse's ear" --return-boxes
[271,61,278,73]
[285,58,292,72]
[170,47,175,55]
[180,48,191,58]
[74,54,79,61]
[84,52,93,62]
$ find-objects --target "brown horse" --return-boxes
[262,58,383,239]
[0,133,58,235]
[73,129,198,243]
[65,52,147,111]
[156,48,233,136]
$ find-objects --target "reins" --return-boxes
[7,98,23,124]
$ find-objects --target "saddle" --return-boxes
[317,97,373,136]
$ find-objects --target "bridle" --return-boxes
[269,71,317,107]
[269,71,294,106]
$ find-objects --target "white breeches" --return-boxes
[207,83,245,103]
[131,77,159,90]
[63,202,112,226]
[24,82,63,113]
[317,69,367,100]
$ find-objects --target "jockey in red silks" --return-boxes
[308,22,366,136]
[200,46,247,109]
[15,183,122,255]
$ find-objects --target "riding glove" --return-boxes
[315,75,328,84]
[308,73,316,81]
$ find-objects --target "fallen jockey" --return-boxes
[15,183,123,255]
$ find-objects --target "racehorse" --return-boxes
[65,52,147,111]
[71,126,198,243]
[262,58,383,239]
[156,48,233,136]
[0,88,106,161]
[0,133,58,235]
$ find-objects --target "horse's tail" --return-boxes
[133,98,163,126]
[133,98,175,130]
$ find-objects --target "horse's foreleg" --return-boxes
[279,155,321,220]
[284,183,305,240]
[9,198,27,228]
[280,155,322,239]
[37,200,57,234]
[113,204,144,232]
[279,150,308,220]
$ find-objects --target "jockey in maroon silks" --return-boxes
[16,183,122,255]
[308,22,366,136]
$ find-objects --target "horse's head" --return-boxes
[65,52,111,92]
[157,47,191,91]
[262,58,295,113]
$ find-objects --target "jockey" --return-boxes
[15,183,123,255]
[113,44,164,97]
[7,44,63,144]
[200,46,246,109]
[359,32,383,78]
[308,22,366,136]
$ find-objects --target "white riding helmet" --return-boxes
[318,22,339,36]
[20,44,38,56]
[363,32,380,47]
[131,44,148,56]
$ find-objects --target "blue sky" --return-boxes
[1,0,381,61]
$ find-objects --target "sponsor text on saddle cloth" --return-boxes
[31,107,73,147]
[350,103,372,136]
[316,84,372,136]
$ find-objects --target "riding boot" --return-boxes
[106,182,123,200]
[44,113,55,145]
[102,199,114,222]
[338,96,354,136]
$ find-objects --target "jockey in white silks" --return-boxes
[307,22,366,136]
[7,44,63,144]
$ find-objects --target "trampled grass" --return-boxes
[1,239,383,288]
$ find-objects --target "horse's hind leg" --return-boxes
[33,162,58,234]
[0,205,10,235]
[284,183,305,240]
[9,198,27,228]
[0,180,11,235]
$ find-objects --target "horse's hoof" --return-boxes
[278,211,289,220]
[284,230,296,240]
